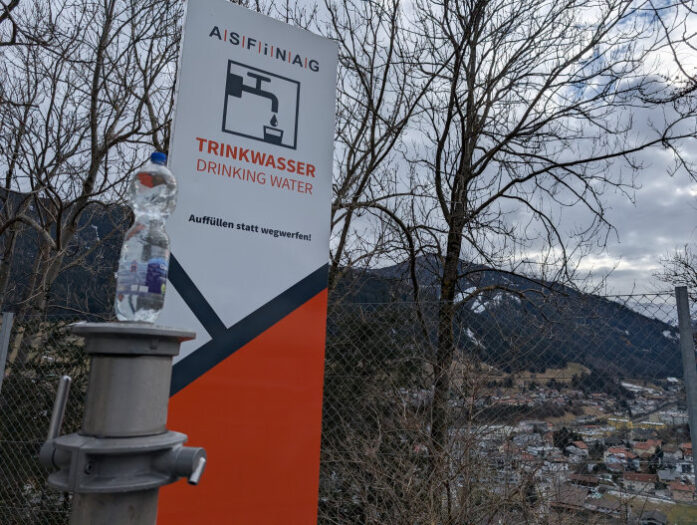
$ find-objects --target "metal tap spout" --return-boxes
[226,70,279,113]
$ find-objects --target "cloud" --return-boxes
[574,167,697,293]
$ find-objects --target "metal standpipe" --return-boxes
[40,322,206,525]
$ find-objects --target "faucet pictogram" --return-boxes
[226,71,279,114]
[222,60,300,149]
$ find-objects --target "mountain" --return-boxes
[1,194,686,382]
[331,256,684,381]
[0,190,128,317]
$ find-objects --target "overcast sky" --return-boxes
[577,12,697,295]
[294,0,694,297]
[571,159,696,295]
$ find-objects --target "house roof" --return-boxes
[634,439,661,450]
[669,481,695,492]
[657,469,677,481]
[572,440,588,449]
[606,447,637,459]
[624,472,657,483]
[520,452,537,462]
[569,473,600,485]
[551,484,588,509]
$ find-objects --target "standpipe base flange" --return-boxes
[40,431,206,492]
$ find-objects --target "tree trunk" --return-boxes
[31,251,65,314]
[429,217,465,521]
[432,246,459,449]
[10,241,50,370]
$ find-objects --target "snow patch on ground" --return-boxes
[466,328,485,349]
[458,288,518,312]
[489,293,505,307]
[455,286,477,303]
[471,299,487,313]
[662,329,678,341]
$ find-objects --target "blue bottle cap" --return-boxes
[150,152,167,165]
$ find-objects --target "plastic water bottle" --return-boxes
[114,152,177,322]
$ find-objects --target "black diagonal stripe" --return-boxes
[170,264,328,396]
[169,254,227,339]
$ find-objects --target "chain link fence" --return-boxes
[318,291,697,525]
[0,290,695,524]
[0,315,88,525]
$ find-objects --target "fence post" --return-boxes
[0,311,15,398]
[675,286,697,478]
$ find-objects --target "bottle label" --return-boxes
[116,258,168,297]
[146,257,168,294]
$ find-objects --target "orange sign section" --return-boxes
[159,290,327,524]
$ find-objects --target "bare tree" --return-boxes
[320,0,434,295]
[0,0,182,316]
[402,0,697,517]
[0,0,20,47]
[319,301,550,525]
[3,0,428,305]
[647,1,697,303]
[656,244,697,302]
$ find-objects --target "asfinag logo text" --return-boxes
[209,26,320,72]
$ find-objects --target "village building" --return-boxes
[632,439,661,456]
[622,472,657,493]
[669,481,696,503]
[679,442,693,462]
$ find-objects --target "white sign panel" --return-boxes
[161,0,337,367]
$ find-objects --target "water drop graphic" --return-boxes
[270,114,278,127]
